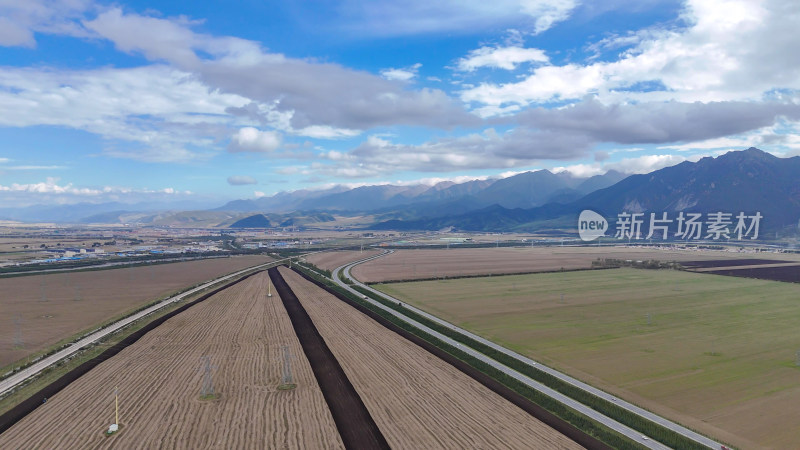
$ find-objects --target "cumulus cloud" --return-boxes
[331,0,578,36]
[0,177,193,207]
[519,98,800,145]
[228,127,282,153]
[0,65,249,162]
[380,63,422,81]
[0,0,92,47]
[461,0,800,107]
[84,8,476,130]
[521,0,579,35]
[554,153,698,177]
[227,175,257,185]
[456,46,548,71]
[314,127,592,177]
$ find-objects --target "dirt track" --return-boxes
[0,272,344,449]
[0,255,271,368]
[280,266,583,450]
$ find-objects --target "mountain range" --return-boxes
[3,148,798,235]
[373,148,800,233]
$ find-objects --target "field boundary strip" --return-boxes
[369,265,620,284]
[0,269,266,435]
[290,266,613,450]
[269,267,389,450]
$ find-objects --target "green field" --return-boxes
[375,268,800,448]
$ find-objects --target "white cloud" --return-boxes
[332,0,578,36]
[0,0,92,48]
[456,46,548,71]
[520,0,579,35]
[313,127,591,177]
[84,8,474,130]
[228,127,281,153]
[0,177,191,197]
[0,65,250,162]
[659,137,760,152]
[553,153,700,177]
[461,0,800,107]
[380,63,422,81]
[294,125,361,139]
[0,16,35,47]
[5,165,68,170]
[227,175,257,185]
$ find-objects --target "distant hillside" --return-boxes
[229,214,272,228]
[228,211,336,228]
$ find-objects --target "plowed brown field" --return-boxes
[0,272,344,449]
[304,249,381,271]
[351,246,795,282]
[0,255,270,368]
[279,267,580,450]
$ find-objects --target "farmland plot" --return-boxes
[0,255,270,368]
[351,246,790,282]
[279,267,581,450]
[304,249,381,272]
[0,272,344,449]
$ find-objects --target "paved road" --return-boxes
[333,251,723,450]
[0,258,282,398]
[0,255,229,277]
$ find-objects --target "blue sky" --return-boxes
[1,0,799,208]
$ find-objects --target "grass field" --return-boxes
[375,268,800,449]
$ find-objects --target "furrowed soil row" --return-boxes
[268,267,389,450]
[0,272,344,449]
[281,266,596,450]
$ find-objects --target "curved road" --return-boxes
[333,250,723,450]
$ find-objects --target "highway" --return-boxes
[0,255,229,277]
[332,250,723,450]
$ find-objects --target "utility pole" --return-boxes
[115,387,119,426]
[106,387,120,434]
